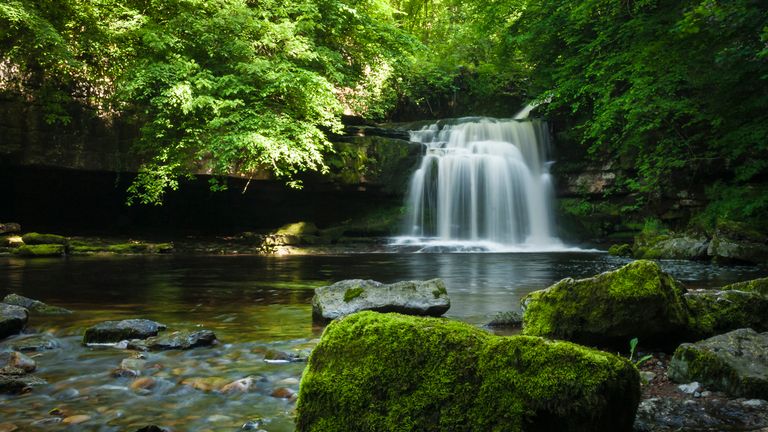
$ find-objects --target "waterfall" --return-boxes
[397,115,563,252]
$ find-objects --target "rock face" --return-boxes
[83,319,166,344]
[296,311,640,432]
[686,290,768,338]
[521,260,689,346]
[311,279,450,323]
[127,330,216,351]
[2,294,71,314]
[668,328,768,399]
[0,304,28,339]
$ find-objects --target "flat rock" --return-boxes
[311,278,450,323]
[668,328,768,399]
[0,304,28,339]
[634,397,768,431]
[83,319,166,344]
[127,330,216,351]
[2,294,71,315]
[4,333,61,351]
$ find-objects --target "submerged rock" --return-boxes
[521,260,689,346]
[0,304,28,339]
[6,333,61,351]
[634,397,768,432]
[83,319,167,344]
[311,279,450,323]
[127,330,216,351]
[0,368,46,393]
[686,289,768,337]
[668,328,768,399]
[296,311,640,431]
[2,294,71,315]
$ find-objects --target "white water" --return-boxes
[395,113,575,252]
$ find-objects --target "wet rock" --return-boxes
[62,414,91,425]
[30,418,63,426]
[721,276,768,297]
[263,348,306,363]
[522,260,690,347]
[1,294,71,315]
[241,419,264,430]
[312,278,451,323]
[130,377,156,391]
[221,376,262,393]
[271,386,296,399]
[83,319,166,344]
[14,244,65,257]
[111,368,140,378]
[180,376,230,392]
[686,289,768,337]
[296,311,640,431]
[21,232,67,245]
[634,235,709,260]
[484,310,523,329]
[0,223,21,235]
[677,381,702,395]
[634,397,768,432]
[0,304,28,339]
[669,328,768,399]
[0,351,35,372]
[0,370,47,393]
[7,333,61,351]
[127,329,216,351]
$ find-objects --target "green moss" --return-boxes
[106,242,174,254]
[21,232,67,245]
[14,244,65,257]
[297,311,639,432]
[343,287,364,302]
[274,222,319,237]
[720,277,768,297]
[685,290,768,337]
[522,260,690,346]
[608,243,632,257]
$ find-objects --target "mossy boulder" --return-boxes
[14,244,65,257]
[707,220,768,264]
[311,279,450,323]
[21,232,67,245]
[2,294,71,315]
[720,276,768,297]
[522,260,690,347]
[296,311,640,432]
[0,304,28,339]
[633,235,709,260]
[668,328,768,399]
[608,243,632,257]
[83,319,167,344]
[105,242,173,254]
[685,289,768,338]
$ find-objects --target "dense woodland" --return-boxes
[1,0,767,228]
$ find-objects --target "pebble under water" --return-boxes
[1,253,766,431]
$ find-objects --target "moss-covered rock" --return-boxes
[2,294,71,315]
[13,244,65,257]
[608,243,632,257]
[668,328,768,399]
[522,260,690,347]
[0,235,23,248]
[21,232,67,245]
[707,220,768,264]
[633,235,709,260]
[105,242,173,254]
[720,276,768,297]
[296,311,640,432]
[685,289,768,338]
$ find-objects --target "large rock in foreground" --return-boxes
[311,279,450,323]
[297,312,640,432]
[83,319,166,344]
[522,260,689,346]
[668,328,768,399]
[0,304,28,339]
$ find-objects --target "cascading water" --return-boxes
[397,113,565,252]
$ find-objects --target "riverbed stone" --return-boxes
[83,319,167,344]
[0,368,46,393]
[126,329,216,351]
[0,351,36,372]
[668,328,768,399]
[311,278,450,323]
[2,294,71,314]
[296,311,640,431]
[634,397,768,432]
[521,260,689,346]
[0,304,28,339]
[6,333,61,351]
[686,289,768,337]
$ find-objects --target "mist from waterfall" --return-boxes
[395,115,571,252]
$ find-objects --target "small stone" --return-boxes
[639,371,656,384]
[0,423,18,432]
[271,387,296,399]
[678,382,701,394]
[62,415,91,425]
[0,352,35,373]
[277,377,300,386]
[8,333,60,351]
[180,377,229,392]
[111,368,140,378]
[220,377,259,394]
[744,399,766,407]
[31,418,62,426]
[241,419,263,430]
[120,357,147,371]
[700,391,711,397]
[130,377,156,391]
[693,391,702,398]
